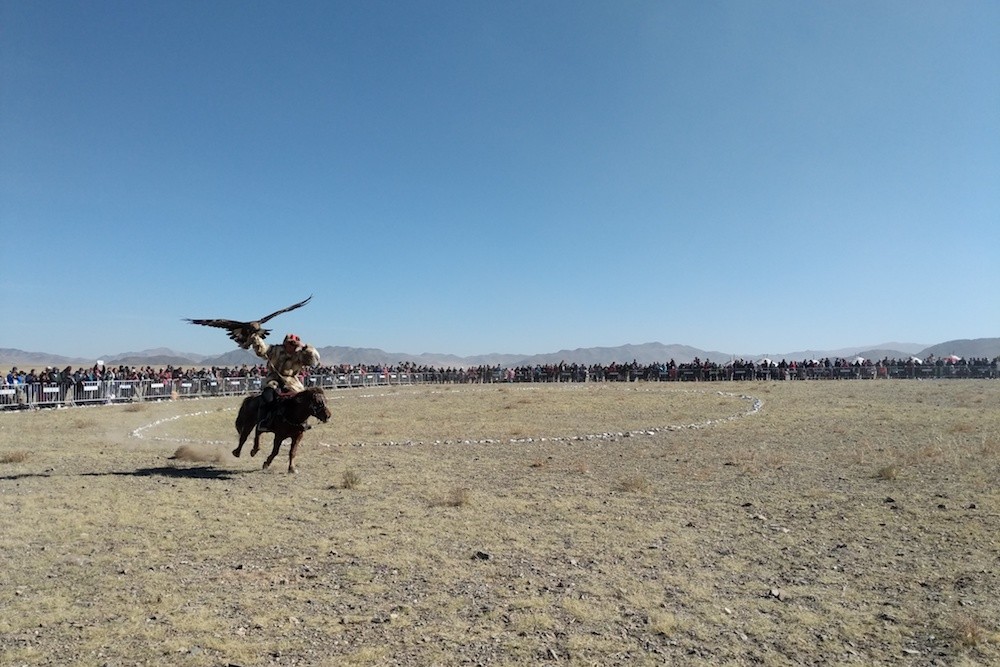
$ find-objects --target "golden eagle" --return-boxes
[184,295,312,349]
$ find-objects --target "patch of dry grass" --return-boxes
[2,381,1000,666]
[317,384,752,444]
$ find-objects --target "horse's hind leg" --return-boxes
[287,432,304,474]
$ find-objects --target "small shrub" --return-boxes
[978,435,1000,457]
[851,446,867,466]
[914,443,944,461]
[948,421,976,435]
[0,450,29,464]
[647,611,681,636]
[875,464,900,481]
[449,487,472,506]
[432,487,471,507]
[617,475,651,493]
[342,469,361,490]
[951,613,987,647]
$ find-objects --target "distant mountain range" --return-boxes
[2,338,998,370]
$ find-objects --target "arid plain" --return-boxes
[1,381,998,666]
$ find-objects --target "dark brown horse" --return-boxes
[233,387,331,473]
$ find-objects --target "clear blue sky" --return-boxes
[2,1,997,360]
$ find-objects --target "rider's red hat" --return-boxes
[284,333,301,345]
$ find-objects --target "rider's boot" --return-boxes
[257,386,277,431]
[257,403,274,432]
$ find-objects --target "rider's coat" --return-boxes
[248,333,320,393]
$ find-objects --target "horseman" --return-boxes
[248,331,321,432]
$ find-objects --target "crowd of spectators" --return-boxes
[3,362,268,387]
[406,355,1000,383]
[4,354,999,397]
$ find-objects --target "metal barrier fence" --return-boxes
[1,363,996,410]
[0,372,423,410]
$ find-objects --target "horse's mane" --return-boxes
[294,386,325,401]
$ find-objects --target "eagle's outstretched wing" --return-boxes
[257,295,312,325]
[184,295,313,349]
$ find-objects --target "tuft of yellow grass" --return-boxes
[648,610,682,636]
[617,474,652,493]
[431,487,472,507]
[949,421,976,435]
[0,450,30,464]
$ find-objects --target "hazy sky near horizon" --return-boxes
[2,1,998,360]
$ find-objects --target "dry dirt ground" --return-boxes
[1,381,998,667]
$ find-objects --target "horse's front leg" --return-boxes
[250,427,262,457]
[233,426,252,458]
[263,433,283,470]
[287,432,304,474]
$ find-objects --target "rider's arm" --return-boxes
[248,331,270,360]
[299,345,320,367]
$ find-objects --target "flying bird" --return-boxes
[184,295,313,349]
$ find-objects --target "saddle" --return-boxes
[257,389,308,433]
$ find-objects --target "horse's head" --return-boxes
[307,388,331,423]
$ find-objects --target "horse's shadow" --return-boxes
[1,465,252,482]
[86,465,252,480]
